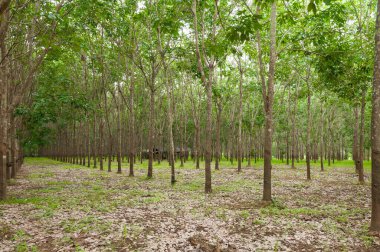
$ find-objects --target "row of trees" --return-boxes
[0,0,70,199]
[1,0,380,230]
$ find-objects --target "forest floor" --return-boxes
[0,158,379,252]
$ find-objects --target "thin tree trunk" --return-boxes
[354,107,359,173]
[148,89,155,178]
[371,0,380,230]
[215,103,222,170]
[358,90,366,183]
[10,116,17,179]
[117,101,122,174]
[291,82,299,169]
[320,99,324,172]
[257,2,277,201]
[166,70,175,184]
[237,57,243,173]
[306,82,311,180]
[205,78,212,193]
[129,68,135,177]
[191,0,215,193]
[194,124,200,169]
[99,119,104,171]
[93,115,97,168]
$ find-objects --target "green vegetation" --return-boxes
[1,0,379,249]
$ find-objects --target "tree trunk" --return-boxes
[306,83,311,180]
[104,93,112,173]
[0,37,8,199]
[215,103,222,170]
[320,99,324,172]
[191,0,215,193]
[257,2,277,201]
[354,107,360,173]
[291,83,299,169]
[148,89,155,178]
[205,80,212,193]
[99,119,104,171]
[117,102,122,174]
[93,115,97,168]
[10,116,17,179]
[129,70,135,177]
[166,70,175,184]
[237,57,243,173]
[371,0,380,231]
[358,90,366,183]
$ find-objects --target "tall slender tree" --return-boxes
[371,0,380,231]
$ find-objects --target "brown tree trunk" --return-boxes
[93,115,97,168]
[10,116,17,179]
[354,107,360,173]
[358,90,366,183]
[166,69,175,184]
[320,99,324,171]
[257,2,277,201]
[371,0,380,230]
[82,56,91,168]
[291,83,299,169]
[104,89,112,173]
[117,101,122,174]
[0,32,7,198]
[205,79,212,193]
[237,57,243,173]
[129,70,135,177]
[286,86,291,166]
[215,103,222,170]
[191,0,215,193]
[148,89,155,178]
[306,83,311,180]
[99,119,104,171]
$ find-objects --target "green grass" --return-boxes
[61,215,112,234]
[24,157,63,165]
[0,196,48,205]
[239,210,250,219]
[123,157,371,172]
[259,201,367,226]
[24,156,372,173]
[175,179,203,191]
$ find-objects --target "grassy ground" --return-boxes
[0,157,378,251]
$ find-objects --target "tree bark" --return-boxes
[320,99,324,171]
[0,16,8,199]
[117,98,122,174]
[215,102,222,170]
[92,116,97,168]
[291,82,299,169]
[257,1,277,201]
[306,82,311,180]
[257,2,277,201]
[237,56,243,173]
[371,0,380,231]
[358,90,366,183]
[148,88,155,178]
[166,70,175,184]
[192,0,215,193]
[354,107,360,173]
[99,119,104,171]
[128,67,135,177]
